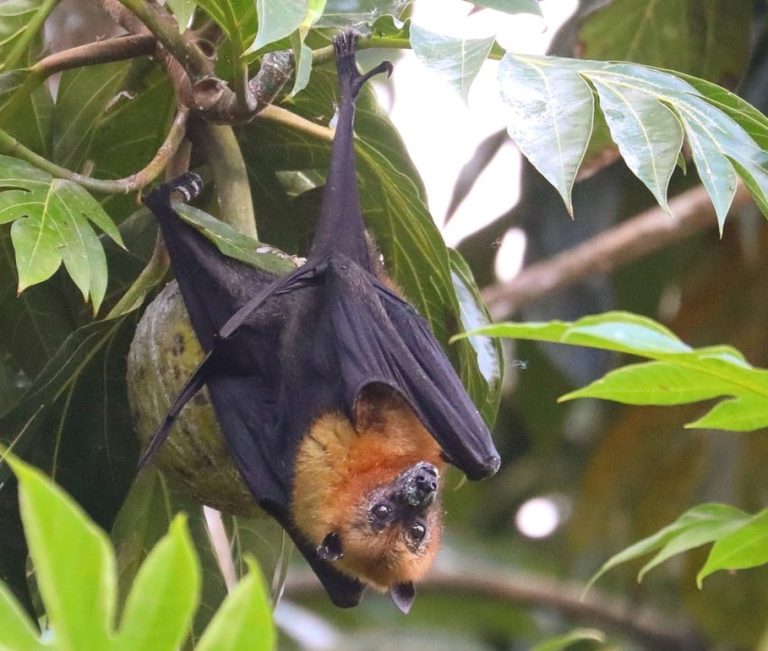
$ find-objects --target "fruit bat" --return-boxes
[139,31,500,612]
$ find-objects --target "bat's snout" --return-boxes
[396,462,439,508]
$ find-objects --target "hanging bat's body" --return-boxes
[140,32,499,612]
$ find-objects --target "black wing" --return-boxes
[324,257,500,480]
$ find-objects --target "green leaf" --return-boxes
[0,0,48,72]
[9,456,116,651]
[463,312,689,357]
[449,249,502,425]
[464,312,768,433]
[698,509,768,586]
[562,361,729,405]
[585,503,748,592]
[166,0,196,29]
[289,32,313,96]
[173,203,295,275]
[686,395,768,432]
[195,0,257,60]
[577,0,750,84]
[0,155,123,312]
[51,61,130,171]
[248,0,307,53]
[496,54,768,224]
[0,582,44,651]
[115,515,200,651]
[196,557,275,651]
[410,25,494,101]
[315,0,410,27]
[589,78,682,212]
[497,54,594,215]
[471,0,541,15]
[530,628,605,651]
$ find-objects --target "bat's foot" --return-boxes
[333,30,393,98]
[168,172,204,203]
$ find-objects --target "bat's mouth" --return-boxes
[393,462,439,508]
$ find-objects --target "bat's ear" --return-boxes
[390,581,415,614]
[317,531,344,561]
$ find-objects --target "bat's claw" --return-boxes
[333,30,392,98]
[169,172,204,203]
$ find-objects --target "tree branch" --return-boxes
[284,567,707,650]
[32,34,157,76]
[482,185,753,321]
[0,105,189,194]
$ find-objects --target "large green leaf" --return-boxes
[195,0,257,60]
[584,503,749,591]
[248,0,307,53]
[0,0,52,72]
[496,55,768,228]
[51,61,130,171]
[497,54,594,215]
[11,456,116,651]
[698,509,768,586]
[462,312,768,432]
[410,25,494,101]
[0,581,44,651]
[577,0,751,86]
[195,558,275,651]
[0,155,123,312]
[114,516,200,651]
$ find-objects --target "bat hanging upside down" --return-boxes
[139,31,500,613]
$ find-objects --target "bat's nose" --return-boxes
[413,463,438,494]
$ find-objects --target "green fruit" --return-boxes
[126,281,260,517]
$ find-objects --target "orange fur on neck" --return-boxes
[291,388,445,590]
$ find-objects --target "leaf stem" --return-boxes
[0,106,190,194]
[191,121,257,238]
[257,105,333,143]
[1,0,59,73]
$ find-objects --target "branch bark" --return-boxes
[284,567,707,651]
[482,184,753,321]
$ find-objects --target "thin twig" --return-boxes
[284,567,707,651]
[483,184,753,321]
[0,106,190,194]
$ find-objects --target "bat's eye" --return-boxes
[410,522,426,542]
[372,503,392,521]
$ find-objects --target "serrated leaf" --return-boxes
[698,509,768,586]
[497,54,768,224]
[589,78,682,212]
[115,516,200,651]
[410,25,494,101]
[9,456,116,651]
[584,503,748,592]
[195,557,275,651]
[562,361,728,405]
[530,628,605,651]
[0,155,122,312]
[497,54,594,215]
[248,0,307,53]
[471,0,541,15]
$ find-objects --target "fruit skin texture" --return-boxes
[127,281,261,517]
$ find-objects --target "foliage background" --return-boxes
[1,0,768,649]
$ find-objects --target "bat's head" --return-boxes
[316,460,442,613]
